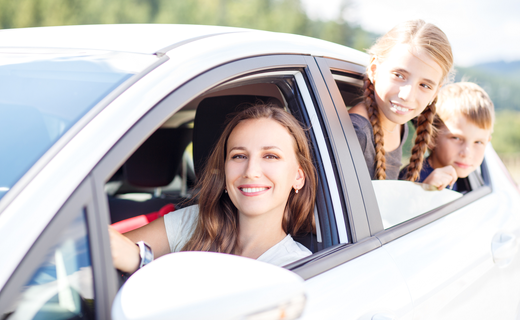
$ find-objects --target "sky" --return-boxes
[301,0,520,67]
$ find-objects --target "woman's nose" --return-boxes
[243,158,261,179]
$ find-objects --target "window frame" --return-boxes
[0,176,113,319]
[91,54,361,287]
[316,56,493,245]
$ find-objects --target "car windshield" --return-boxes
[0,50,159,200]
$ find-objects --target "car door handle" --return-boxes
[491,232,518,267]
[372,313,395,320]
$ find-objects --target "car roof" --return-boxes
[0,24,248,54]
[0,24,368,66]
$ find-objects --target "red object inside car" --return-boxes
[111,203,175,233]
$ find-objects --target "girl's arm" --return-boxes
[109,216,170,274]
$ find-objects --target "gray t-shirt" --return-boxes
[163,205,311,266]
[350,113,409,180]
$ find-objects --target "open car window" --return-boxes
[99,63,348,278]
[326,65,491,233]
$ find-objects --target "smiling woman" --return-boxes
[109,104,317,274]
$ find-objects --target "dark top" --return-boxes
[399,157,458,190]
[350,113,409,180]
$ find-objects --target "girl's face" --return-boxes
[369,44,444,125]
[225,118,305,220]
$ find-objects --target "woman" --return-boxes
[110,104,317,273]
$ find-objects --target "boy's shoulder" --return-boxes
[399,158,434,182]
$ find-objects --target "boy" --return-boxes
[400,82,495,190]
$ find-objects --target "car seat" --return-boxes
[109,127,193,230]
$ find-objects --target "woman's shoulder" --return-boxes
[257,234,311,266]
[164,204,199,224]
[163,204,199,252]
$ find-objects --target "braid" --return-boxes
[405,101,437,182]
[364,77,386,180]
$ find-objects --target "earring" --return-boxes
[224,189,227,193]
[294,187,299,194]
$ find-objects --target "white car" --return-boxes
[1,24,519,320]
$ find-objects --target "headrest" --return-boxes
[124,127,192,187]
[192,95,282,179]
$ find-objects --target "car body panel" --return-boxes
[301,247,413,320]
[380,146,520,319]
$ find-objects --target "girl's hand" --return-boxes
[108,225,141,274]
[423,166,458,190]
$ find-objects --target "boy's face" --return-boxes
[430,115,492,178]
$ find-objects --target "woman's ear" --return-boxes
[294,166,305,190]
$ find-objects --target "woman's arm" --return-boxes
[109,216,170,273]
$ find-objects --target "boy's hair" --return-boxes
[435,82,495,131]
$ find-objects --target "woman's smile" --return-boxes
[238,185,271,196]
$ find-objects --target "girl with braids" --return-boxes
[348,19,453,181]
[110,104,316,274]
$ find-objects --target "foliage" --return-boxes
[491,110,520,154]
[0,0,377,52]
[455,63,520,112]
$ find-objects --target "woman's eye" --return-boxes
[421,83,432,90]
[264,154,279,160]
[393,73,404,79]
[451,136,460,141]
[232,154,246,159]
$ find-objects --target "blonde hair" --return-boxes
[363,19,454,181]
[435,82,495,131]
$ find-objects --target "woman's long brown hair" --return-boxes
[364,19,453,181]
[182,104,317,254]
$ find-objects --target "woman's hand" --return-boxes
[423,165,458,190]
[108,225,141,274]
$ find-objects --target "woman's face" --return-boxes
[369,44,444,125]
[225,118,305,220]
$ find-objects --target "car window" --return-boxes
[102,67,346,272]
[0,50,158,201]
[330,70,488,229]
[2,209,95,319]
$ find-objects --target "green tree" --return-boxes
[0,0,376,52]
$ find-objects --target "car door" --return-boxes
[79,50,414,319]
[318,56,520,319]
[0,177,115,319]
[285,57,414,320]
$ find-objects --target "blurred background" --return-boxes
[1,0,518,183]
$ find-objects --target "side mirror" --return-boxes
[112,251,306,320]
